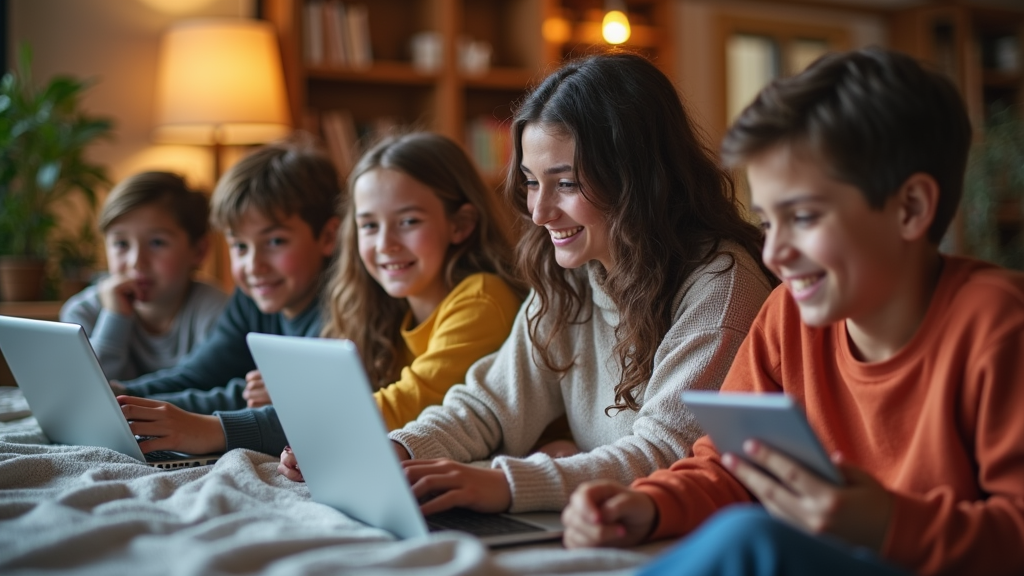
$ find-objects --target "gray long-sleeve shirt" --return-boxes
[59,279,228,381]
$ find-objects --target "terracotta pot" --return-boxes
[59,278,91,301]
[0,256,48,302]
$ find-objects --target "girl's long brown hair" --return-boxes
[504,52,769,414]
[324,132,525,388]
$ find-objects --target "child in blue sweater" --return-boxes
[115,138,340,455]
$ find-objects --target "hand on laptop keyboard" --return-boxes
[118,396,226,455]
[402,458,512,516]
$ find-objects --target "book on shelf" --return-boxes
[318,111,405,176]
[321,109,359,177]
[323,0,350,66]
[346,4,372,69]
[303,0,324,65]
[303,1,372,69]
[467,116,512,176]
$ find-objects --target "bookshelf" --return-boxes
[259,0,674,184]
[260,0,545,184]
[890,3,1023,129]
[890,3,1024,257]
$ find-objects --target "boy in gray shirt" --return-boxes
[60,172,228,381]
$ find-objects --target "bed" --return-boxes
[0,387,665,575]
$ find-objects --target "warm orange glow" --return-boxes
[543,17,572,44]
[602,10,631,45]
[153,19,290,145]
[138,0,216,15]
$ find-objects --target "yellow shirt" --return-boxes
[373,272,522,431]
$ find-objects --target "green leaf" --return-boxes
[36,161,61,192]
[0,41,113,258]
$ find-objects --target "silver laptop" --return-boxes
[0,315,220,469]
[246,332,565,547]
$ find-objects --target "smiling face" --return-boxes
[521,123,611,270]
[104,203,205,309]
[354,168,474,324]
[749,144,907,329]
[226,209,337,318]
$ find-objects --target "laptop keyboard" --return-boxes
[426,508,543,536]
[144,450,181,462]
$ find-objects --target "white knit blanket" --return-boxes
[0,388,658,575]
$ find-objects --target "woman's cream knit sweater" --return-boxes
[390,243,773,513]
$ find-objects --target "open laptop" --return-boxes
[0,315,220,470]
[246,332,565,547]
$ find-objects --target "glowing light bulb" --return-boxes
[602,10,631,45]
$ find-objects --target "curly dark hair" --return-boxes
[503,52,767,413]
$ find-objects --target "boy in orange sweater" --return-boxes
[560,47,1024,576]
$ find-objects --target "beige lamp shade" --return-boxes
[153,19,291,145]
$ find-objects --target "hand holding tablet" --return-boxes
[681,391,843,486]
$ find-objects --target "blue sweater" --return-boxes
[123,288,322,455]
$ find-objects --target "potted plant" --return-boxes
[53,215,100,300]
[962,106,1024,270]
[0,45,112,301]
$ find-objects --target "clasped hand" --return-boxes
[242,370,271,408]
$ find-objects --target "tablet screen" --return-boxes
[682,391,843,486]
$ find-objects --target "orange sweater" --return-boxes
[633,256,1024,576]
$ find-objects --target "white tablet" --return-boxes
[682,391,843,485]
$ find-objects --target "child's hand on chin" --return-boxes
[98,274,138,317]
[279,445,304,482]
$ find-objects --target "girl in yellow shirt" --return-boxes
[319,132,525,431]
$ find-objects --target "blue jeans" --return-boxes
[640,505,912,576]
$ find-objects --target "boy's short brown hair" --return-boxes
[722,46,972,243]
[99,171,209,243]
[210,137,341,236]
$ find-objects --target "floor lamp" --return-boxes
[153,18,291,289]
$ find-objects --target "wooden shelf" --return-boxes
[307,60,438,85]
[262,0,673,166]
[548,0,674,75]
[262,0,556,180]
[983,69,1023,89]
[462,67,538,90]
[0,301,63,321]
[570,22,662,49]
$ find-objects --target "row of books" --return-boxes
[306,109,399,177]
[307,109,511,178]
[466,117,512,175]
[304,0,372,68]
